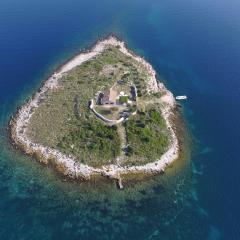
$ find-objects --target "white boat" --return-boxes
[176,95,187,100]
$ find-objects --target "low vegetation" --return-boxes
[26,45,171,167]
[57,117,121,166]
[124,108,170,163]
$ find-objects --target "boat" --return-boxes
[176,95,187,100]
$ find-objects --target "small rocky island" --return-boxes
[10,36,179,187]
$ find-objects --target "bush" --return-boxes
[126,145,134,156]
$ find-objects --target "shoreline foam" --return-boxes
[10,36,179,182]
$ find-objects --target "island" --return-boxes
[10,36,180,188]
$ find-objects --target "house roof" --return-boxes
[109,89,118,103]
[102,91,110,103]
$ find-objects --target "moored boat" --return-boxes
[176,95,187,100]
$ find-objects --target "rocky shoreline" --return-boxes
[10,36,179,185]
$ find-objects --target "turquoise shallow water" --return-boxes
[1,0,240,239]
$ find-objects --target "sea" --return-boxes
[0,0,240,239]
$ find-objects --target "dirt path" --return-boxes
[116,123,127,164]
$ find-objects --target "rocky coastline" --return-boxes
[10,36,179,186]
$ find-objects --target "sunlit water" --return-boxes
[1,0,240,239]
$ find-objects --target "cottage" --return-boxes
[102,91,110,104]
[130,85,137,101]
[97,92,104,105]
[98,88,118,105]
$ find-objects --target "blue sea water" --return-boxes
[0,0,240,239]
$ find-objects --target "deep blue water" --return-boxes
[1,0,240,239]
